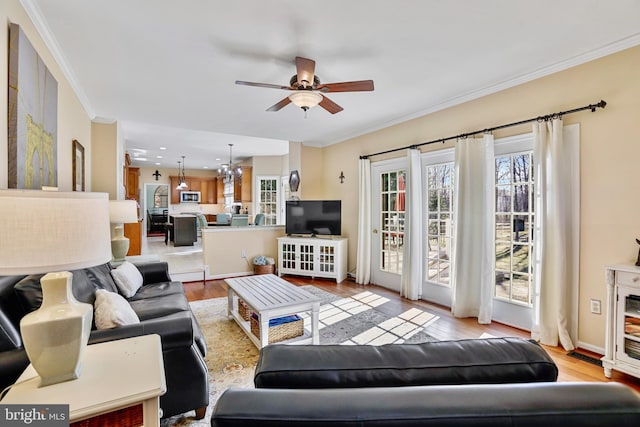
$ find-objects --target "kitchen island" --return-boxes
[169,214,197,246]
[202,225,285,278]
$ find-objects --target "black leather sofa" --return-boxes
[212,339,640,426]
[0,262,209,419]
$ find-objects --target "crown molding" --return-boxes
[20,0,96,119]
[322,32,640,148]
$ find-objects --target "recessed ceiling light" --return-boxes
[159,147,167,150]
[203,166,209,169]
[136,158,148,161]
[215,158,221,161]
[156,155,163,158]
[155,162,161,165]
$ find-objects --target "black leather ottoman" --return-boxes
[254,337,558,389]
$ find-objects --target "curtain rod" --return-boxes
[360,100,607,160]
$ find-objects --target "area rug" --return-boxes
[161,286,437,426]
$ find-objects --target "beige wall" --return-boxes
[91,122,120,199]
[319,45,640,350]
[300,145,324,199]
[202,226,285,278]
[0,0,92,191]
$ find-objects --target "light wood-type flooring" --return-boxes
[183,274,640,393]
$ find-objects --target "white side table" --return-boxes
[2,335,166,427]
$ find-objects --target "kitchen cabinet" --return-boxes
[169,176,217,204]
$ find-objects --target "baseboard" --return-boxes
[576,340,604,356]
[171,270,206,283]
[205,271,253,280]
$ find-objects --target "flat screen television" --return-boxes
[285,200,341,236]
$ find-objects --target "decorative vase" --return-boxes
[111,224,130,261]
[19,271,93,387]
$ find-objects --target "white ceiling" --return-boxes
[25,0,640,170]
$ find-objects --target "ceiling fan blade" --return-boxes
[236,80,292,90]
[317,80,374,93]
[319,95,344,114]
[266,97,291,112]
[295,57,316,88]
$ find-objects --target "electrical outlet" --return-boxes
[241,249,246,258]
[590,299,602,315]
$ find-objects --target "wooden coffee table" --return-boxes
[225,274,321,348]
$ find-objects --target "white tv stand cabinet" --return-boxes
[277,236,348,283]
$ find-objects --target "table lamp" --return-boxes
[0,190,112,386]
[108,200,138,261]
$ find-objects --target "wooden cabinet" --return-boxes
[200,178,217,204]
[233,167,252,202]
[603,264,640,379]
[170,176,218,204]
[124,154,140,202]
[124,220,142,256]
[277,236,348,283]
[217,178,225,204]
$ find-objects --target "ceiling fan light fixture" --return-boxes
[289,91,322,111]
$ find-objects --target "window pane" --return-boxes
[495,214,510,241]
[496,185,511,212]
[496,157,511,184]
[496,272,511,300]
[512,274,530,304]
[513,215,530,242]
[496,242,511,271]
[513,185,529,212]
[512,154,530,183]
[512,244,529,274]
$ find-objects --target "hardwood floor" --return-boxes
[183,274,640,393]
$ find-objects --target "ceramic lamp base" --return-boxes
[19,271,93,387]
[111,224,130,261]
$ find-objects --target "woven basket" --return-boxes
[254,264,275,275]
[251,314,303,344]
[238,299,252,321]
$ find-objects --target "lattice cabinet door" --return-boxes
[318,243,336,274]
[280,242,297,270]
[298,243,315,272]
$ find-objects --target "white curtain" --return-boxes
[356,158,372,284]
[400,149,423,300]
[532,119,577,350]
[451,135,495,324]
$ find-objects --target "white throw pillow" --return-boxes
[110,261,143,298]
[94,289,140,330]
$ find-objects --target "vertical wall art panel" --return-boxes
[8,23,58,189]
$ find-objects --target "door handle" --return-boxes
[373,229,379,234]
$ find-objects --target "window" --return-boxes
[256,177,279,225]
[426,163,454,286]
[495,151,534,306]
[379,170,405,274]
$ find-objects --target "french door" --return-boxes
[371,159,407,291]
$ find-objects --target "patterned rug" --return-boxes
[162,286,437,426]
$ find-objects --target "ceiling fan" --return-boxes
[235,56,374,114]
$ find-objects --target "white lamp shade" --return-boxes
[289,91,322,109]
[109,200,138,224]
[0,190,112,275]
